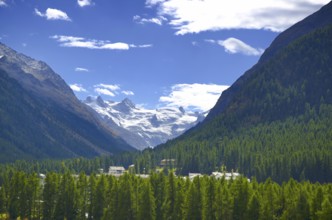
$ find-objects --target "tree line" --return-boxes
[0,170,332,220]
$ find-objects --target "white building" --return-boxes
[108,166,125,176]
[211,172,241,180]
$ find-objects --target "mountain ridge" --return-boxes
[207,1,332,122]
[0,43,134,162]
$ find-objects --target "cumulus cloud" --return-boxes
[146,0,330,35]
[94,88,116,97]
[133,15,167,25]
[0,0,7,7]
[70,84,87,92]
[51,35,152,50]
[97,84,120,91]
[207,38,264,56]
[122,90,135,96]
[77,0,94,7]
[159,83,229,112]
[93,84,135,97]
[94,84,121,97]
[35,8,71,21]
[75,67,89,72]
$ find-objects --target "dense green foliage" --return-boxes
[129,24,332,183]
[0,170,332,220]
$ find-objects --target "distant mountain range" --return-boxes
[84,96,206,150]
[0,43,134,162]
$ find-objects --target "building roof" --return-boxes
[109,166,125,171]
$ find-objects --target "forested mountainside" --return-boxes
[0,43,134,162]
[130,3,332,183]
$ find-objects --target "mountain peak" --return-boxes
[121,98,135,109]
[0,42,74,105]
[96,96,107,107]
[0,43,134,161]
[179,106,186,114]
[84,96,94,103]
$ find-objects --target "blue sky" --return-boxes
[0,0,329,111]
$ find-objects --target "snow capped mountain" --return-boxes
[84,96,206,150]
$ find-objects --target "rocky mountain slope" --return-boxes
[84,96,206,149]
[0,43,134,162]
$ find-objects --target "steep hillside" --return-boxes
[0,43,134,162]
[207,1,332,121]
[140,2,332,183]
[84,96,205,150]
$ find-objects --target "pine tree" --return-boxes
[232,177,250,220]
[295,190,310,220]
[202,177,216,220]
[0,185,7,214]
[117,173,134,220]
[150,172,166,220]
[26,173,41,219]
[163,171,176,219]
[54,172,77,220]
[75,172,88,220]
[173,179,185,220]
[42,172,59,220]
[8,172,24,219]
[316,197,332,220]
[102,178,119,220]
[184,176,202,220]
[138,180,156,220]
[247,192,261,220]
[92,174,108,220]
[87,173,96,220]
[311,187,324,220]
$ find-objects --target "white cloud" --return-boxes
[93,84,135,97]
[133,15,167,25]
[146,0,330,35]
[94,88,116,97]
[35,8,71,21]
[70,84,87,92]
[77,0,94,7]
[130,44,153,48]
[159,83,229,112]
[101,42,130,50]
[75,67,89,72]
[94,84,120,97]
[122,90,135,96]
[0,0,7,7]
[51,35,152,50]
[96,84,120,91]
[207,38,264,56]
